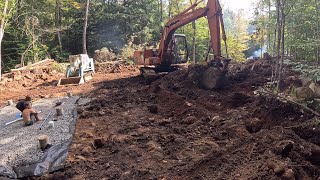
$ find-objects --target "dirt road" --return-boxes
[1,60,318,179]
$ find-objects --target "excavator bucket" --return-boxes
[201,67,225,89]
[57,77,84,86]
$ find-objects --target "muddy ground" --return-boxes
[20,59,318,180]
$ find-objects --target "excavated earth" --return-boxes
[27,60,320,179]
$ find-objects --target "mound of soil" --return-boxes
[31,59,320,180]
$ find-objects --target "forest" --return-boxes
[0,0,318,71]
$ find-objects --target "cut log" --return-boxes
[56,108,63,116]
[38,135,49,150]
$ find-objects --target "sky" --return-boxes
[222,0,253,11]
[221,0,255,18]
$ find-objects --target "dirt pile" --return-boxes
[93,47,117,63]
[33,59,320,180]
[0,62,62,88]
[95,63,138,73]
[93,47,138,73]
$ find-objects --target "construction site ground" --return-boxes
[1,60,320,179]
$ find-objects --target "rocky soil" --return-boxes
[30,59,320,180]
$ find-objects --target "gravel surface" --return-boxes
[0,96,79,177]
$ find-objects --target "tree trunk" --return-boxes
[276,0,281,58]
[190,0,196,63]
[268,0,271,52]
[82,0,90,54]
[317,0,319,67]
[277,5,286,90]
[168,0,172,18]
[0,31,3,81]
[0,0,9,81]
[159,0,163,22]
[55,0,62,56]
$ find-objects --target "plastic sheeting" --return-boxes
[13,141,71,178]
[0,107,78,179]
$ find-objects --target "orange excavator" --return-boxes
[133,0,231,89]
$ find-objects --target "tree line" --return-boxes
[0,0,318,81]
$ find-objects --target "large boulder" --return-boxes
[309,82,320,98]
[292,87,315,101]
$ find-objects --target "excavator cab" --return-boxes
[172,34,189,64]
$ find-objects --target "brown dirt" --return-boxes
[7,60,320,179]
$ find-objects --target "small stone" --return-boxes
[7,78,13,82]
[182,116,197,125]
[98,110,105,116]
[93,138,105,148]
[0,81,6,86]
[245,118,263,133]
[76,155,87,161]
[274,140,294,157]
[80,131,94,138]
[274,165,285,175]
[25,74,33,79]
[282,169,295,180]
[147,104,158,114]
[14,75,22,81]
[81,146,93,156]
[267,161,285,175]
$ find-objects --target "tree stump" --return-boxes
[38,135,49,150]
[7,100,13,106]
[67,91,72,97]
[56,108,63,116]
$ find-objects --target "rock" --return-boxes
[13,75,22,81]
[31,69,40,74]
[0,81,6,86]
[267,161,285,175]
[39,74,48,81]
[39,94,51,99]
[292,87,315,101]
[309,82,320,98]
[307,148,320,165]
[7,78,13,82]
[274,165,285,175]
[24,74,33,80]
[80,131,94,138]
[182,116,198,125]
[263,52,272,60]
[282,169,295,180]
[75,155,87,161]
[93,138,105,148]
[274,140,294,157]
[301,77,313,87]
[147,104,158,114]
[81,146,93,156]
[245,118,263,133]
[22,82,32,87]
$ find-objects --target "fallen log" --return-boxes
[11,59,55,72]
[257,89,320,117]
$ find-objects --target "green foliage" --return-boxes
[51,61,66,73]
[0,0,254,69]
[254,0,320,61]
[284,59,320,82]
